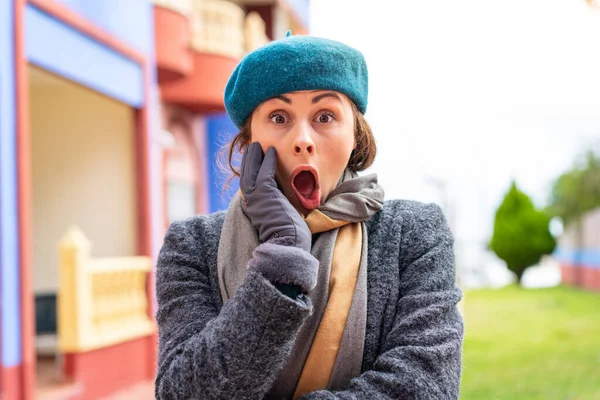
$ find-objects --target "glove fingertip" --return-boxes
[245,142,265,189]
[259,147,278,180]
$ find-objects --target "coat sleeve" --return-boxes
[300,203,464,400]
[154,218,314,400]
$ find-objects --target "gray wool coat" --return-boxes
[154,199,464,400]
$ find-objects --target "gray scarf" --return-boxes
[217,170,384,399]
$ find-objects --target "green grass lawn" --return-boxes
[461,285,600,400]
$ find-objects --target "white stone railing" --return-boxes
[58,226,155,353]
[189,0,245,59]
[153,0,193,16]
[244,11,270,52]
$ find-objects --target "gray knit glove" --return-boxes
[240,142,312,252]
[241,142,318,295]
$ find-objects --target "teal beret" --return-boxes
[224,34,368,128]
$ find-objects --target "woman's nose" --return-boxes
[293,125,315,155]
[294,142,314,155]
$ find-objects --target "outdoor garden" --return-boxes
[460,149,600,399]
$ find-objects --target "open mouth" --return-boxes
[291,165,321,210]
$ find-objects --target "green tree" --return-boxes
[547,149,600,272]
[491,181,557,284]
[547,149,600,226]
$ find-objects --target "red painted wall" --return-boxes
[560,264,600,291]
[64,336,154,400]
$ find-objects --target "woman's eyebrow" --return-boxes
[274,95,292,104]
[312,92,343,104]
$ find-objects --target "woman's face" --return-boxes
[250,90,356,215]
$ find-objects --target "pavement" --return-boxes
[102,381,155,400]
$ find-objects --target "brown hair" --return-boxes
[221,101,376,186]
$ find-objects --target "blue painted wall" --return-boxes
[55,0,153,55]
[26,4,144,108]
[0,0,22,368]
[554,248,600,269]
[206,113,239,213]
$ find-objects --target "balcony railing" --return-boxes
[154,0,193,16]
[244,11,269,52]
[58,226,155,353]
[190,0,245,59]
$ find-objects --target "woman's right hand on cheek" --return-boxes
[240,142,312,252]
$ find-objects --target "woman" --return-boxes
[155,33,464,400]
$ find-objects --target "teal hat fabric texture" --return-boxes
[224,35,368,128]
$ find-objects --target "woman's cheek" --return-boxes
[276,158,293,184]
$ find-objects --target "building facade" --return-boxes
[555,207,600,292]
[0,1,309,399]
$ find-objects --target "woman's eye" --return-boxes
[316,112,335,123]
[270,113,288,124]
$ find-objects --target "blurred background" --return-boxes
[0,0,598,399]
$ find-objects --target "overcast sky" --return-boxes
[310,0,600,252]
